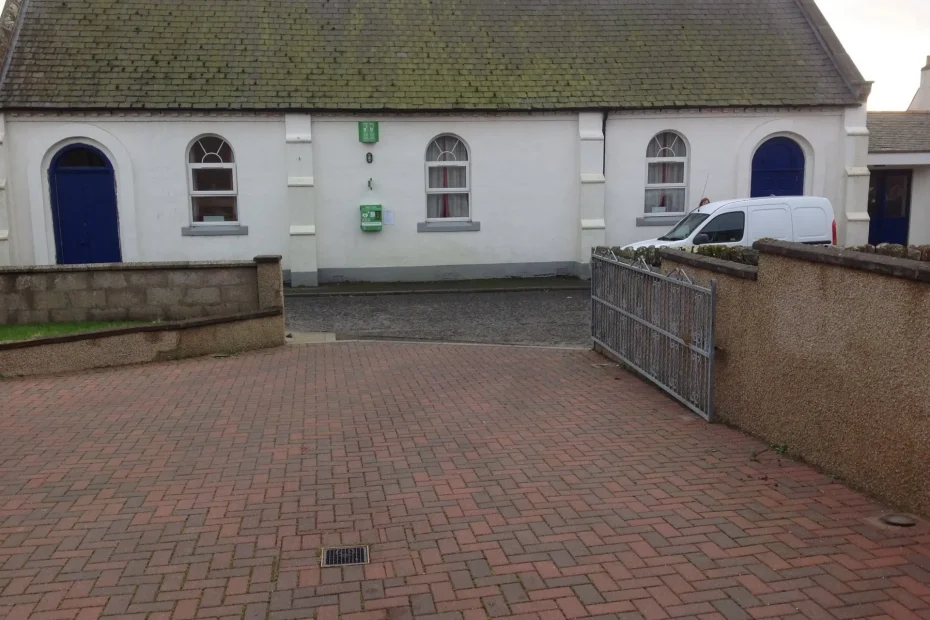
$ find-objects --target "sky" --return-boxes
[1,0,928,110]
[814,0,930,110]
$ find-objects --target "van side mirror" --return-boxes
[693,233,710,245]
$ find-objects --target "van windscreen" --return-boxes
[659,213,709,241]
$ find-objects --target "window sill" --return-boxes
[181,225,249,236]
[636,215,683,227]
[417,221,481,233]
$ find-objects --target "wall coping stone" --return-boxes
[754,240,930,283]
[0,260,259,275]
[0,308,283,352]
[254,255,283,263]
[658,249,759,281]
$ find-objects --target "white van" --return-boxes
[625,197,836,250]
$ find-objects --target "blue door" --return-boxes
[868,170,911,246]
[751,137,805,198]
[49,145,122,264]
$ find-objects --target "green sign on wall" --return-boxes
[358,121,379,143]
[360,204,382,232]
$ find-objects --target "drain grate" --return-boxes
[321,546,369,567]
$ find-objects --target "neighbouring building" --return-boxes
[866,57,930,246]
[0,0,872,285]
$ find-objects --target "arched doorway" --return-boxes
[49,144,122,264]
[751,137,805,197]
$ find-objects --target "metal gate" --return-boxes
[591,254,716,420]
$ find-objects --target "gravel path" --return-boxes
[285,290,590,346]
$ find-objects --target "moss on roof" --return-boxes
[0,0,864,110]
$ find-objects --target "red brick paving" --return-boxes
[0,341,928,620]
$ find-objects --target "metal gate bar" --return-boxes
[591,254,716,420]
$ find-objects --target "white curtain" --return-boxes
[428,194,469,218]
[647,162,684,184]
[645,189,685,214]
[428,166,467,189]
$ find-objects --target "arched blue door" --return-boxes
[751,137,805,198]
[49,144,122,264]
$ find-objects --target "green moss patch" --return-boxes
[0,322,145,342]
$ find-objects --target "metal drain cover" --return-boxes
[880,514,916,527]
[321,546,369,567]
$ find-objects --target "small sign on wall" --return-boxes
[358,121,379,143]
[360,204,382,232]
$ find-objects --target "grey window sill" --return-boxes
[636,215,683,227]
[181,225,249,236]
[417,221,481,233]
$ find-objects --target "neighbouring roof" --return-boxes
[0,0,869,111]
[868,112,930,154]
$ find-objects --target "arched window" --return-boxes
[188,135,238,224]
[426,135,470,220]
[645,131,688,215]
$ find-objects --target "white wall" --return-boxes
[311,115,580,276]
[5,115,289,266]
[908,166,930,245]
[4,109,858,277]
[604,109,847,247]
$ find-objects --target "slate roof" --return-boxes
[868,112,930,154]
[0,0,868,111]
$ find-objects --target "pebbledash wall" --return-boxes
[0,108,870,284]
[661,243,930,517]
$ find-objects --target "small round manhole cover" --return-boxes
[880,514,916,527]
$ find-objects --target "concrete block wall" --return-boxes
[660,243,930,517]
[0,258,282,324]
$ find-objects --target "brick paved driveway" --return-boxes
[0,343,928,620]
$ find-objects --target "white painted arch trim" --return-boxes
[736,122,822,198]
[29,125,138,265]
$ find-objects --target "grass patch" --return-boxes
[0,322,145,342]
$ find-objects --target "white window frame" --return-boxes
[644,131,689,216]
[425,135,471,222]
[188,135,239,226]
